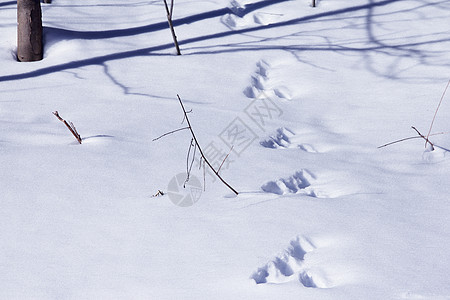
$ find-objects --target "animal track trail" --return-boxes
[260,127,318,153]
[261,168,357,199]
[229,0,245,17]
[222,0,284,29]
[261,169,317,196]
[243,60,293,101]
[251,236,332,288]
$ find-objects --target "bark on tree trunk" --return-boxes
[17,0,43,62]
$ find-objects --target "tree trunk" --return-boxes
[17,0,43,62]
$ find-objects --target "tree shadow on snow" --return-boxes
[0,1,16,8]
[1,0,449,83]
[43,0,291,40]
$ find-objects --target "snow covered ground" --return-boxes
[1,0,450,298]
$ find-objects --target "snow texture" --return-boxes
[1,0,450,299]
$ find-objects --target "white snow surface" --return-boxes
[1,0,450,299]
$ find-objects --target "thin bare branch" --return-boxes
[176,94,239,195]
[377,132,445,149]
[217,145,234,174]
[188,140,197,176]
[152,126,189,141]
[198,156,203,170]
[203,158,206,191]
[52,111,82,144]
[163,0,170,17]
[412,126,434,150]
[69,121,79,136]
[169,0,174,19]
[426,79,450,148]
[180,109,192,124]
[184,138,197,187]
[151,190,165,197]
[378,136,423,148]
[163,0,181,55]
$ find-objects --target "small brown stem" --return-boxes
[217,145,234,174]
[425,79,450,148]
[411,126,434,150]
[378,132,445,149]
[52,111,82,144]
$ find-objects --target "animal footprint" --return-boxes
[253,12,283,26]
[261,169,316,196]
[244,60,292,100]
[274,86,292,100]
[260,127,294,149]
[222,14,247,28]
[223,0,284,28]
[222,0,250,28]
[251,236,329,288]
[261,127,318,153]
[229,0,245,17]
[256,59,271,77]
[299,269,332,288]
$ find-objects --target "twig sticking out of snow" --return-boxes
[153,95,239,195]
[425,79,450,148]
[176,95,238,194]
[377,132,444,149]
[151,190,165,197]
[52,111,82,144]
[379,80,450,152]
[163,0,181,55]
[377,127,446,150]
[411,126,435,151]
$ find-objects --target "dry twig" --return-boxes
[153,95,239,195]
[377,132,444,149]
[176,95,238,194]
[163,0,181,55]
[152,126,189,141]
[217,145,234,174]
[411,126,434,150]
[151,190,165,197]
[52,111,82,144]
[425,79,450,148]
[379,80,450,151]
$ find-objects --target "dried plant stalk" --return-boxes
[176,95,238,195]
[163,0,181,55]
[53,111,82,144]
[425,80,450,148]
[153,95,239,195]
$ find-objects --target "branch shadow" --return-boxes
[0,1,15,8]
[1,0,449,83]
[43,0,291,40]
[184,0,450,81]
[82,135,115,141]
[435,145,450,152]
